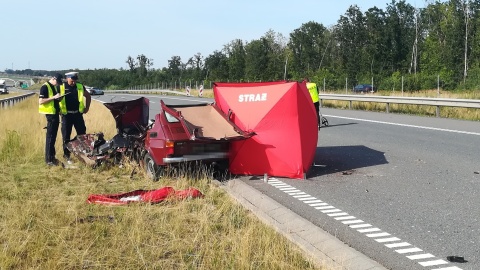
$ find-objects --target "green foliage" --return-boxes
[384,71,402,91]
[310,69,336,90]
[289,21,328,74]
[463,66,480,89]
[167,56,183,80]
[204,50,229,81]
[225,39,246,81]
[245,39,268,81]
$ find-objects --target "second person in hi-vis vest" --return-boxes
[38,73,64,166]
[304,77,320,129]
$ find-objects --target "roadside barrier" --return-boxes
[320,94,480,117]
[107,89,189,96]
[199,85,204,97]
[0,92,36,108]
[186,86,191,96]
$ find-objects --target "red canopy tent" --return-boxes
[213,81,318,179]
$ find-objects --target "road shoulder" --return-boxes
[215,178,387,270]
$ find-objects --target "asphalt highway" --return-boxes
[246,108,480,270]
[95,94,479,270]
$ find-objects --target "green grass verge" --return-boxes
[0,97,321,269]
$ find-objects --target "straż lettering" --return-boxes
[238,93,267,102]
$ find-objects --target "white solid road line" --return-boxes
[325,114,480,136]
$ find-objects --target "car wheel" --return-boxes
[212,160,229,180]
[144,153,162,181]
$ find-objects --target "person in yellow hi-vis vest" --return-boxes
[38,73,64,166]
[304,77,320,129]
[59,71,91,164]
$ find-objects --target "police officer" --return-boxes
[59,71,91,164]
[39,73,63,166]
[304,77,320,129]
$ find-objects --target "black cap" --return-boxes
[53,73,63,84]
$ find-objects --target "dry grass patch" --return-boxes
[0,96,321,269]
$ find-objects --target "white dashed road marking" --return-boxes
[350,223,372,229]
[418,259,448,267]
[267,178,463,270]
[375,237,401,243]
[396,247,423,254]
[366,232,391,237]
[431,267,463,270]
[407,253,435,260]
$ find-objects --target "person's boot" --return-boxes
[64,155,74,165]
[47,158,63,167]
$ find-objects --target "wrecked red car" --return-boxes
[144,100,254,179]
[66,97,253,180]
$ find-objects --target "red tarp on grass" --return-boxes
[213,81,318,179]
[87,187,203,205]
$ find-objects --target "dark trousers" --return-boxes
[45,114,60,163]
[61,113,87,158]
[313,101,320,126]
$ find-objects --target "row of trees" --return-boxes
[7,0,480,92]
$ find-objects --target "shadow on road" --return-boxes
[307,145,388,178]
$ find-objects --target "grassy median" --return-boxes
[0,97,322,269]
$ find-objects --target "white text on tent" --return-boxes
[238,93,267,102]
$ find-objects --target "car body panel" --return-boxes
[144,100,254,166]
[103,97,150,135]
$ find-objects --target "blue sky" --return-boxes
[3,0,421,71]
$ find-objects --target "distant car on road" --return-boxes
[86,87,104,95]
[353,84,377,93]
[0,79,8,94]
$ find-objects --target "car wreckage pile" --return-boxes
[67,81,320,180]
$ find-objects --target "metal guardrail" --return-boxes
[0,89,190,109]
[108,90,480,117]
[319,94,480,117]
[5,90,475,118]
[0,92,36,108]
[107,89,189,96]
